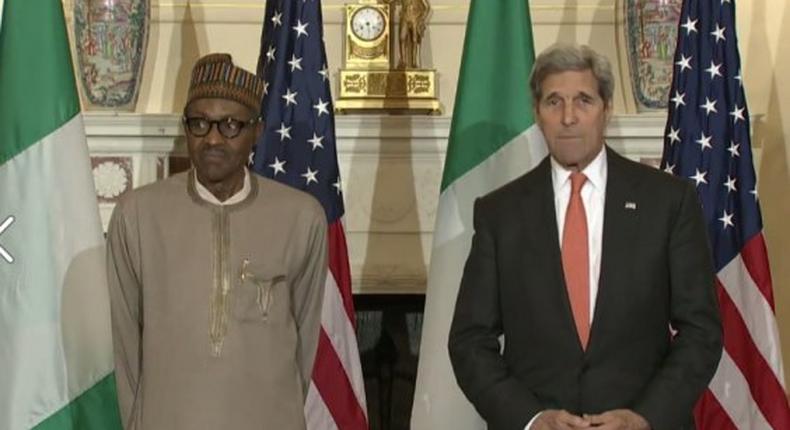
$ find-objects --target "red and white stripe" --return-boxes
[696,234,790,429]
[305,221,368,430]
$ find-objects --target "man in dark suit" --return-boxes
[448,44,722,430]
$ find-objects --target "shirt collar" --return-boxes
[550,145,608,194]
[194,167,251,206]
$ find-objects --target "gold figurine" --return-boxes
[385,0,430,69]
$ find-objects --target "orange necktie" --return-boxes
[561,172,590,349]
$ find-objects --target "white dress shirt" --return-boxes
[194,167,252,206]
[525,147,608,430]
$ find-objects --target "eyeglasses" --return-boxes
[182,116,261,139]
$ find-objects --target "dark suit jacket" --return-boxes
[448,148,723,430]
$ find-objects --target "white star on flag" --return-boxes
[263,80,269,96]
[301,167,318,185]
[700,97,718,115]
[696,132,713,151]
[724,176,737,193]
[313,98,330,117]
[728,142,740,157]
[271,11,282,27]
[730,105,745,124]
[718,210,735,229]
[276,123,292,141]
[690,168,708,186]
[711,23,727,43]
[318,65,329,82]
[293,20,309,38]
[676,54,692,72]
[282,88,298,106]
[671,91,686,108]
[266,45,276,63]
[706,61,723,79]
[332,178,342,195]
[667,127,681,145]
[288,55,303,72]
[308,133,324,151]
[269,156,287,175]
[681,16,698,35]
[664,164,675,175]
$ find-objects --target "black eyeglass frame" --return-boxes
[182,116,261,139]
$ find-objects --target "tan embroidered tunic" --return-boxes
[107,171,327,430]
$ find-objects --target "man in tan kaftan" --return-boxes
[107,53,327,430]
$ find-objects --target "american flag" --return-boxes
[661,0,790,428]
[251,1,368,429]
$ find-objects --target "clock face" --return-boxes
[351,7,385,42]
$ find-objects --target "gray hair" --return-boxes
[529,44,615,106]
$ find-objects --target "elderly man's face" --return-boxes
[535,69,611,172]
[184,97,261,185]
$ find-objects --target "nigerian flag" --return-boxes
[410,0,547,428]
[0,1,121,429]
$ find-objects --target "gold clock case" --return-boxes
[345,3,390,70]
[335,69,441,114]
[336,0,442,114]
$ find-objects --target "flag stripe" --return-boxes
[440,0,536,190]
[321,269,367,408]
[718,254,785,380]
[327,222,355,323]
[305,383,339,430]
[312,330,368,430]
[694,390,739,430]
[708,351,772,429]
[0,2,119,428]
[0,115,118,430]
[433,126,546,248]
[411,1,546,427]
[32,375,120,430]
[716,280,790,429]
[0,0,79,165]
[740,234,776,309]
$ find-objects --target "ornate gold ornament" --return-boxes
[335,0,441,114]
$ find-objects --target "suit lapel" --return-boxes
[588,148,640,353]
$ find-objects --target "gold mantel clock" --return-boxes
[335,0,441,114]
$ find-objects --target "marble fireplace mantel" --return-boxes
[85,112,670,294]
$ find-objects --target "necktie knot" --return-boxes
[570,172,587,195]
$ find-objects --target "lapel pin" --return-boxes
[625,202,637,210]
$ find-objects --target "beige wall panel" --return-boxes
[737,0,790,392]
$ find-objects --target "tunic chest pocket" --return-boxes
[234,259,287,323]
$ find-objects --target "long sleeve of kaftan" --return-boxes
[291,204,328,398]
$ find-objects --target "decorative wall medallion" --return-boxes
[91,157,132,202]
